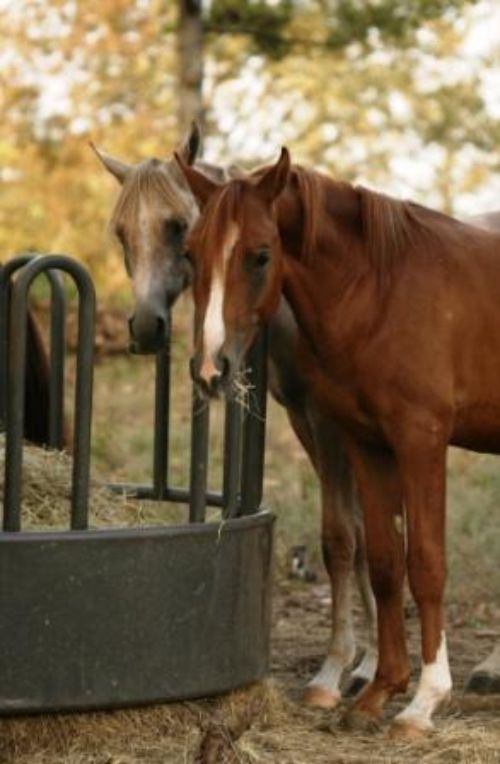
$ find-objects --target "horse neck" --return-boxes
[276,168,364,266]
[274,169,377,359]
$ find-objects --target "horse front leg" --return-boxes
[391,433,451,737]
[343,441,409,730]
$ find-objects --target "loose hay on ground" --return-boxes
[2,438,500,762]
[2,679,500,764]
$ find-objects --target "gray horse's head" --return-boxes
[92,123,203,354]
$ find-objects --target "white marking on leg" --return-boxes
[200,222,239,382]
[394,513,404,535]
[395,631,452,730]
[349,516,378,689]
[307,655,346,700]
[308,577,356,700]
[350,645,378,686]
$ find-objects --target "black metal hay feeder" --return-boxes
[0,254,274,715]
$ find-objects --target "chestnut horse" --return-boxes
[93,125,378,707]
[177,148,500,735]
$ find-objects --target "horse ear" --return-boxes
[256,147,291,204]
[89,142,130,184]
[174,151,219,207]
[177,121,202,165]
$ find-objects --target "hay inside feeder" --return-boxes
[0,435,187,530]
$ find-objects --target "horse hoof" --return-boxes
[303,685,341,709]
[465,671,500,695]
[341,708,381,734]
[344,675,370,698]
[389,718,433,740]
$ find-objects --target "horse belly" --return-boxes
[452,405,500,454]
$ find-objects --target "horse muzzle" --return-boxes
[189,354,231,398]
[128,303,169,355]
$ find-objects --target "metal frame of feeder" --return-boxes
[0,253,274,715]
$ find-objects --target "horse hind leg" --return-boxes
[465,641,500,694]
[344,514,378,698]
[303,434,358,710]
[303,531,356,709]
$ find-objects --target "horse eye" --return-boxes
[254,248,270,267]
[165,218,187,239]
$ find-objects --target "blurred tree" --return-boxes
[0,0,499,296]
[177,0,204,135]
[206,0,479,56]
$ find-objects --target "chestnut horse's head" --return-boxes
[176,148,291,397]
[92,124,202,354]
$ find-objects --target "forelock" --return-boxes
[110,158,196,234]
[194,180,248,262]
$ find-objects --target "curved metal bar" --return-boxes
[0,255,67,448]
[3,255,95,531]
[0,255,37,427]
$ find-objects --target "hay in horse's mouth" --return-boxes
[230,367,255,413]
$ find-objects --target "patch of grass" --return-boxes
[447,450,500,606]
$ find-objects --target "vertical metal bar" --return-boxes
[46,270,66,449]
[0,255,37,430]
[239,330,268,516]
[3,255,95,532]
[3,278,31,531]
[222,398,243,518]
[70,267,95,530]
[152,314,171,498]
[188,387,210,523]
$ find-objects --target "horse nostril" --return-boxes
[219,355,230,378]
[127,309,167,354]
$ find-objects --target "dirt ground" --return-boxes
[1,577,499,764]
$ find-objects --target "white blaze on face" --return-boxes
[131,198,154,300]
[200,221,239,383]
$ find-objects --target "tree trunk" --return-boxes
[177,0,204,138]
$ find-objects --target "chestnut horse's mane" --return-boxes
[196,163,458,286]
[289,166,458,277]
